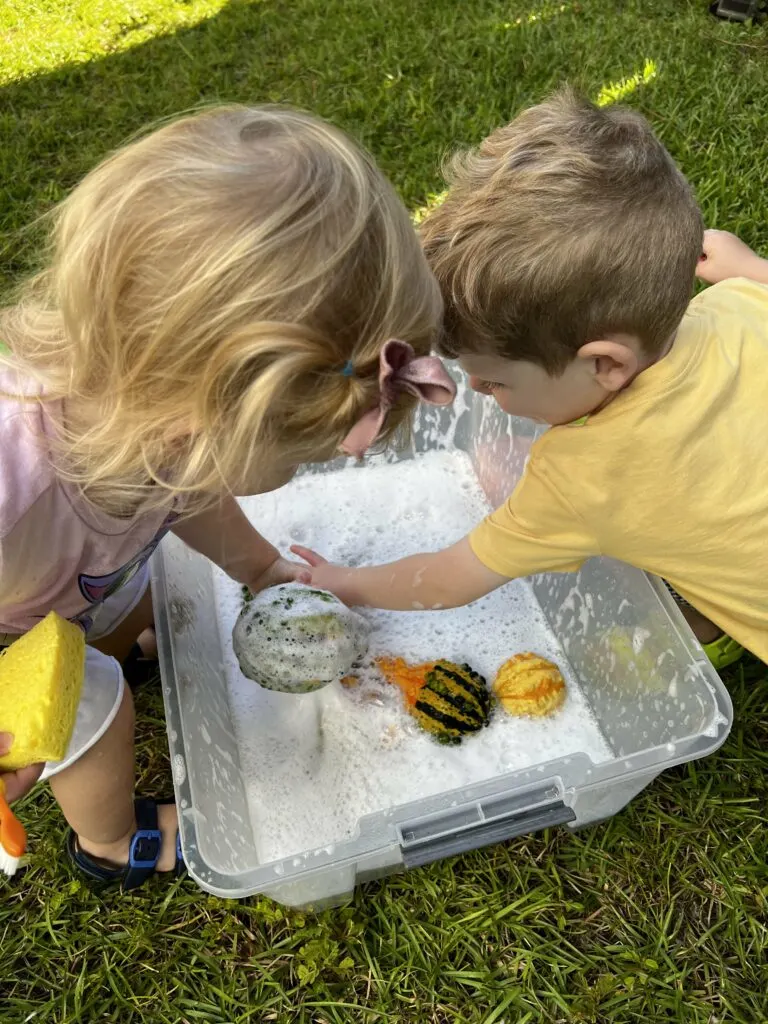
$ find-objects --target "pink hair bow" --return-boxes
[340,339,457,458]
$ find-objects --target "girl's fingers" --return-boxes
[2,763,44,803]
[290,544,328,567]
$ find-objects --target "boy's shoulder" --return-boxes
[687,277,768,321]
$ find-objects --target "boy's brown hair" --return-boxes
[421,87,703,373]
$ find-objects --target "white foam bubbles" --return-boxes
[214,451,611,862]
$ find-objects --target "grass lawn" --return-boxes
[1,1,768,1021]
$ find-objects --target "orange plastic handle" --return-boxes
[0,778,27,858]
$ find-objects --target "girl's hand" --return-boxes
[0,732,43,803]
[245,555,312,595]
[697,229,768,285]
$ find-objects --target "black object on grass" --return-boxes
[709,0,765,21]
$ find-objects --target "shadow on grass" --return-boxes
[0,0,689,290]
[1,0,767,295]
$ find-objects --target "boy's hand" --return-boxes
[0,732,43,802]
[289,547,358,604]
[697,229,768,285]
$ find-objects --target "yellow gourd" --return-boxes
[493,653,566,718]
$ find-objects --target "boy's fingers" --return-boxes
[290,545,327,567]
[0,732,13,756]
[286,563,312,584]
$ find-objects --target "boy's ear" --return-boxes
[577,340,639,392]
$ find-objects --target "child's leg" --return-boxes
[679,604,721,645]
[90,586,154,664]
[43,577,179,876]
[663,580,742,670]
[663,581,724,644]
[49,684,136,858]
[44,576,177,875]
[91,579,158,687]
[48,683,179,872]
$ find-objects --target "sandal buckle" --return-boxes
[129,828,162,867]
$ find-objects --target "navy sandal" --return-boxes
[67,797,184,891]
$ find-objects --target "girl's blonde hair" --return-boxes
[1,106,442,516]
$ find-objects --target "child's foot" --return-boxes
[78,801,178,870]
[69,799,183,888]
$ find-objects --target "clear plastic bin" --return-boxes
[153,379,732,907]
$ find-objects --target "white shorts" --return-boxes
[39,565,150,781]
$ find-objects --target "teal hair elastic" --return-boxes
[340,360,355,377]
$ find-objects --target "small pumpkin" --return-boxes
[493,653,566,717]
[376,656,492,744]
[232,584,370,693]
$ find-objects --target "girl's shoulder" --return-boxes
[0,370,59,537]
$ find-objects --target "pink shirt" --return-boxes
[0,369,173,634]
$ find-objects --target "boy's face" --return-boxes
[459,352,605,426]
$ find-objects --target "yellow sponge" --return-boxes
[0,612,85,771]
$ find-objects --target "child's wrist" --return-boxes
[317,566,365,608]
[230,546,281,587]
[328,568,361,607]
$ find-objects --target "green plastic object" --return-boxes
[702,633,744,672]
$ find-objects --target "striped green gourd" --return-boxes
[412,661,492,744]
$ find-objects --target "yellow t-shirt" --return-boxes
[469,278,768,662]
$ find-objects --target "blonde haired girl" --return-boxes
[0,106,452,888]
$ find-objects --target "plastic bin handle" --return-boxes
[400,801,576,869]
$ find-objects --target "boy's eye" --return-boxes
[482,381,502,391]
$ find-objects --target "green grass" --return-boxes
[1,0,768,1021]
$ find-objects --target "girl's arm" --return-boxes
[292,538,510,611]
[697,229,768,285]
[172,495,309,593]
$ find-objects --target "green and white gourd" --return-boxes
[232,584,370,693]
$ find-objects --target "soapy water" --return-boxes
[213,450,612,863]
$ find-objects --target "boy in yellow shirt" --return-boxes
[295,89,768,666]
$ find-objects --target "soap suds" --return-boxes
[214,451,611,862]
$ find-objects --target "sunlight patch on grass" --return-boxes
[596,58,658,106]
[0,0,230,86]
[496,2,577,30]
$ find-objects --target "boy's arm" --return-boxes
[697,229,768,285]
[295,455,598,611]
[292,538,510,610]
[172,495,310,593]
